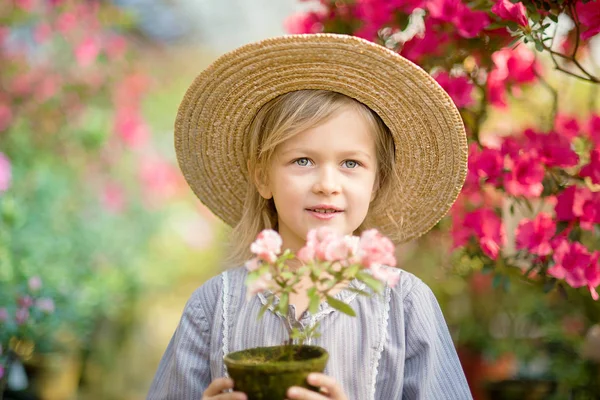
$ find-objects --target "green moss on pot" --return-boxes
[224,345,328,400]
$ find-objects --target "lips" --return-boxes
[306,205,344,220]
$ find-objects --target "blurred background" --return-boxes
[1,0,599,399]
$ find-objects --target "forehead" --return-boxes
[277,106,377,154]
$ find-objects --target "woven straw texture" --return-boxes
[175,34,468,244]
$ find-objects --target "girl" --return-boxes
[148,34,472,399]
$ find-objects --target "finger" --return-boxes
[307,373,345,399]
[286,386,328,400]
[203,378,235,396]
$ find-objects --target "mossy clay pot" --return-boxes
[224,345,329,400]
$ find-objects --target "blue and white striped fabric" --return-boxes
[147,267,473,399]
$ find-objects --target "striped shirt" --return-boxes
[147,266,473,399]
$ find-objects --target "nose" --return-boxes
[312,165,341,195]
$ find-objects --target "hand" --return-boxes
[202,377,247,400]
[286,373,348,400]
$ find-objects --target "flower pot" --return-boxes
[223,345,328,400]
[485,379,556,400]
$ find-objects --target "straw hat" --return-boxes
[175,33,467,244]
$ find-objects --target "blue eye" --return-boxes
[294,158,312,167]
[343,160,359,169]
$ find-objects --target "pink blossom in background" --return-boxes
[358,229,397,268]
[114,110,150,148]
[468,144,504,185]
[0,365,4,380]
[491,0,528,27]
[56,11,78,35]
[549,239,600,300]
[488,45,538,107]
[370,264,400,287]
[0,307,8,322]
[35,75,60,103]
[433,72,475,108]
[75,37,100,67]
[401,20,450,64]
[427,0,490,38]
[587,114,600,145]
[36,298,55,314]
[250,229,282,263]
[503,152,545,198]
[555,185,600,231]
[15,0,34,11]
[15,308,29,325]
[515,213,556,256]
[500,136,522,159]
[284,11,325,34]
[34,23,53,43]
[10,72,36,97]
[17,295,33,308]
[554,114,581,139]
[576,1,600,41]
[139,156,183,204]
[581,149,600,185]
[246,272,273,300]
[28,276,42,291]
[524,129,579,168]
[461,208,506,259]
[104,35,128,60]
[102,183,126,213]
[0,152,12,192]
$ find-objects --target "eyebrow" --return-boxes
[280,148,373,160]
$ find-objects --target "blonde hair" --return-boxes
[227,90,400,266]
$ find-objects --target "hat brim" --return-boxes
[175,34,467,244]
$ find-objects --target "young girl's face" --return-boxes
[258,105,378,252]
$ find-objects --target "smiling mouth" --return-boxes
[306,208,343,214]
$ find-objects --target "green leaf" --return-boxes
[258,303,270,320]
[278,292,289,316]
[535,41,544,52]
[356,271,384,294]
[326,295,356,317]
[308,287,320,314]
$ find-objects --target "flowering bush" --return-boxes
[287,0,600,299]
[245,227,398,343]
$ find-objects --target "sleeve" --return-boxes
[147,289,213,400]
[402,279,473,400]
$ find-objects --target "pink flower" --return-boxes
[28,276,42,291]
[503,152,545,198]
[102,183,126,213]
[34,23,53,43]
[321,235,358,263]
[462,208,506,260]
[75,37,100,67]
[515,213,556,256]
[487,46,538,108]
[0,103,12,132]
[587,114,600,146]
[581,149,600,185]
[17,295,33,308]
[433,72,475,108]
[554,114,581,139]
[549,239,600,300]
[371,264,400,288]
[284,11,324,34]
[105,35,128,60]
[250,230,282,263]
[0,365,3,380]
[468,144,504,185]
[15,308,29,325]
[0,307,8,322]
[244,258,260,272]
[555,185,600,230]
[0,152,11,192]
[246,272,273,300]
[524,129,579,168]
[358,229,397,268]
[576,1,600,41]
[57,12,78,35]
[401,19,450,64]
[454,7,491,38]
[114,110,150,148]
[139,156,182,204]
[36,298,55,314]
[491,0,528,27]
[15,0,34,11]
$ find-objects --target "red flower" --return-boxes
[487,45,538,107]
[433,72,475,108]
[491,0,528,27]
[456,208,506,260]
[554,114,581,139]
[515,213,556,256]
[503,152,545,198]
[524,129,579,168]
[549,239,600,300]
[427,0,490,38]
[587,114,600,146]
[576,1,600,41]
[468,144,504,185]
[555,185,600,230]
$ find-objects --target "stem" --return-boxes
[533,69,558,128]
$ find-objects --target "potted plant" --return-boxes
[223,227,398,399]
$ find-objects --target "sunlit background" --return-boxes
[1,0,600,399]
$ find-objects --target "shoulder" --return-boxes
[186,266,248,313]
[385,268,439,310]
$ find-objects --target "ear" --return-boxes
[253,163,273,200]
